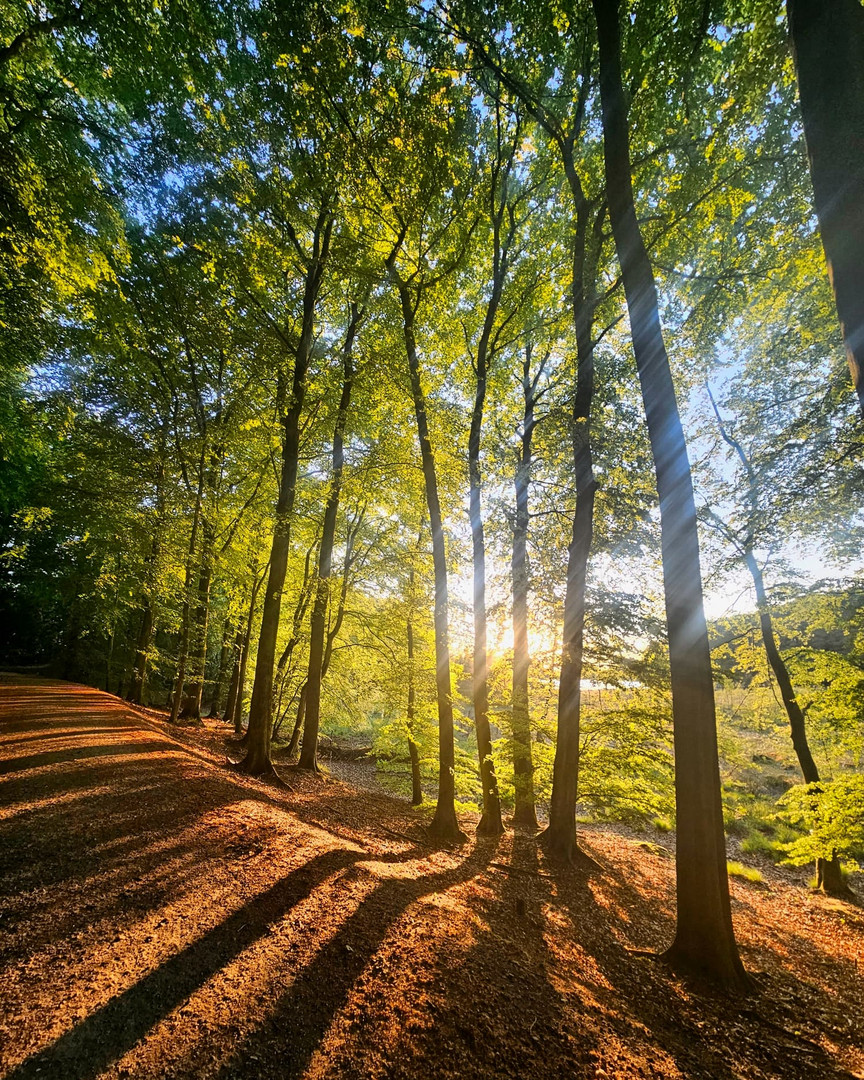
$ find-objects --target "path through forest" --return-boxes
[1,676,862,1080]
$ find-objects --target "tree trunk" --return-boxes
[397,279,463,841]
[407,550,423,806]
[272,538,317,730]
[232,559,266,737]
[128,453,166,706]
[128,601,154,706]
[592,0,747,986]
[469,361,504,835]
[743,550,850,897]
[208,619,233,717]
[286,681,307,758]
[170,473,204,724]
[105,623,116,694]
[511,348,539,832]
[299,304,361,771]
[178,521,213,723]
[787,0,864,418]
[223,625,244,729]
[546,189,599,861]
[241,212,332,776]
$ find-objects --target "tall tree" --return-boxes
[298,302,364,770]
[787,0,864,418]
[705,389,852,897]
[592,0,747,985]
[240,205,334,776]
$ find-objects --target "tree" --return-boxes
[787,0,864,418]
[705,388,853,896]
[241,203,334,775]
[298,304,364,770]
[592,0,747,986]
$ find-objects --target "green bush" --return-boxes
[778,775,864,866]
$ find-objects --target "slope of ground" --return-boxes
[0,675,862,1080]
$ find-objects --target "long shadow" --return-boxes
[0,752,281,956]
[0,727,138,747]
[548,841,856,1080]
[401,833,592,1078]
[5,847,383,1080]
[0,741,182,776]
[213,842,497,1079]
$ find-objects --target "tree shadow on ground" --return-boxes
[2,681,859,1080]
[544,838,858,1080]
[209,840,500,1080]
[5,847,388,1080]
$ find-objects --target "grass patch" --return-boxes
[727,860,764,884]
[741,831,781,860]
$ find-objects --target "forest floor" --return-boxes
[1,676,863,1080]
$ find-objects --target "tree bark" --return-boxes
[208,619,233,717]
[129,437,168,706]
[299,304,362,771]
[170,467,204,725]
[128,600,154,706]
[228,558,266,736]
[178,521,213,722]
[290,521,357,758]
[407,527,424,806]
[272,537,317,733]
[241,211,333,776]
[592,0,747,986]
[286,681,307,758]
[787,0,864,418]
[397,278,463,841]
[222,624,244,729]
[510,346,540,832]
[744,550,849,896]
[546,193,600,858]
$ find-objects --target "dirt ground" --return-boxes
[1,675,862,1080]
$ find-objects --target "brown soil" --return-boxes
[1,675,862,1080]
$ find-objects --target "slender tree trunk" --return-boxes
[170,474,204,724]
[128,601,154,706]
[744,550,849,896]
[233,603,254,737]
[546,230,595,854]
[593,0,747,986]
[129,448,167,706]
[179,521,213,722]
[299,305,361,771]
[272,538,317,728]
[105,623,116,694]
[208,619,233,717]
[223,625,244,728]
[287,681,307,758]
[469,332,504,836]
[407,537,423,806]
[290,525,356,756]
[241,213,333,776]
[788,0,864,418]
[232,558,266,737]
[511,349,539,831]
[397,279,463,841]
[466,128,517,836]
[545,178,601,862]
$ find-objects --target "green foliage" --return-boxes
[0,0,860,849]
[779,778,864,866]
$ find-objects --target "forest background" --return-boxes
[1,0,863,930]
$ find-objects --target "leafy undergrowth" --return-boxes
[1,677,863,1080]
